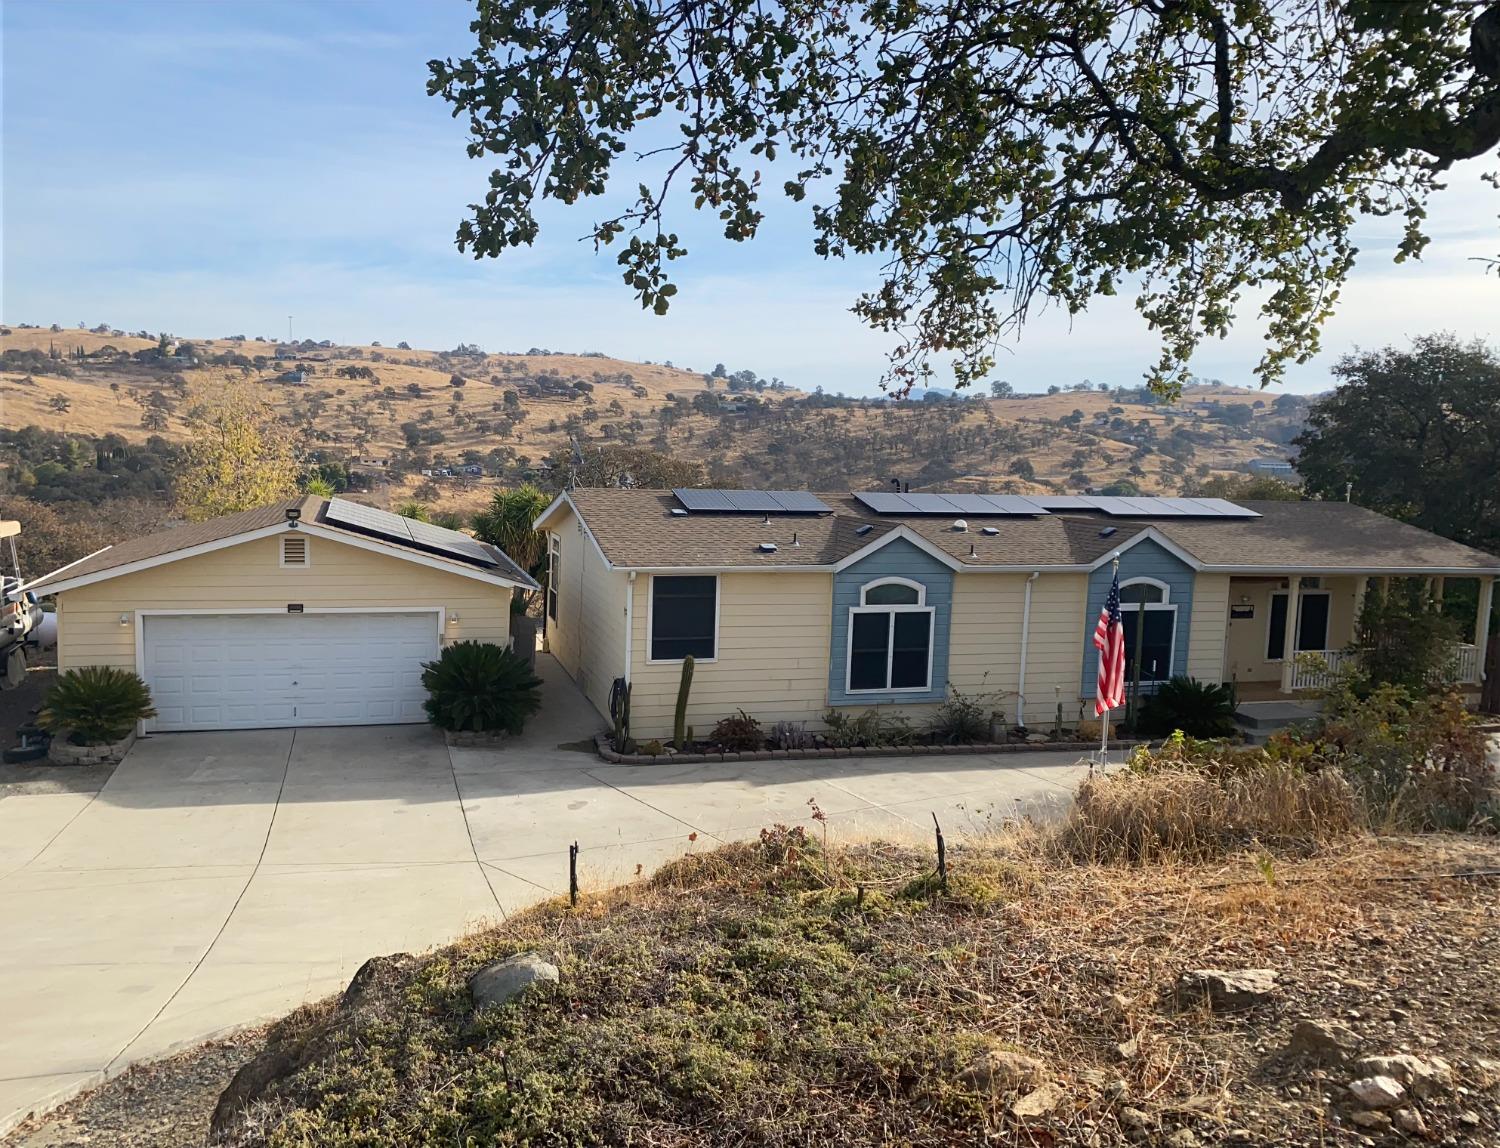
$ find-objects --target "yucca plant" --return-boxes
[421,640,543,734]
[38,666,157,745]
[1137,676,1239,739]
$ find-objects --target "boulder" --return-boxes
[1286,1019,1362,1061]
[1010,1082,1066,1119]
[1393,1108,1427,1135]
[469,951,559,1010]
[1350,1111,1391,1130]
[1352,1054,1452,1098]
[958,1044,1047,1095]
[1177,968,1278,1011]
[1164,1130,1199,1148]
[1347,1075,1405,1109]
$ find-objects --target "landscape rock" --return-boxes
[1177,968,1279,1011]
[1350,1110,1390,1130]
[1347,1075,1405,1109]
[1115,1036,1140,1061]
[469,951,559,1010]
[1392,1108,1427,1134]
[958,1044,1047,1095]
[1287,1019,1362,1061]
[1010,1082,1067,1118]
[1164,1129,1199,1148]
[1353,1053,1453,1098]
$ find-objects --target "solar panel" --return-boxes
[407,518,497,564]
[1033,496,1099,510]
[672,488,831,514]
[853,492,916,514]
[1194,498,1261,518]
[979,494,1052,514]
[853,491,1050,515]
[325,498,497,566]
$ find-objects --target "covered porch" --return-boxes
[1222,573,1493,697]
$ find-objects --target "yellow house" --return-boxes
[535,489,1500,741]
[26,496,536,731]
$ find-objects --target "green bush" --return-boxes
[926,684,996,744]
[822,708,914,748]
[37,666,156,745]
[1354,578,1463,692]
[710,709,765,752]
[1137,676,1238,739]
[421,641,543,734]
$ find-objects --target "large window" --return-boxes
[650,575,718,661]
[547,533,560,622]
[1266,590,1331,659]
[1119,578,1176,683]
[847,578,934,692]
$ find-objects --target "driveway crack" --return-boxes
[447,744,507,921]
[103,728,296,1072]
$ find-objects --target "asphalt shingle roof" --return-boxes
[559,491,1500,573]
[26,496,538,592]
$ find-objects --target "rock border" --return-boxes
[594,731,1147,765]
[46,729,136,766]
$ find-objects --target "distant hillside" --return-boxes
[0,322,1311,515]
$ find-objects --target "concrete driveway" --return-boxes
[0,656,1091,1133]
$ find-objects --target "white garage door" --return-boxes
[143,612,441,731]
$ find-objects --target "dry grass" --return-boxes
[1056,764,1363,864]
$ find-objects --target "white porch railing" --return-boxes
[1282,643,1484,692]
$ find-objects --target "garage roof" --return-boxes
[26,496,539,595]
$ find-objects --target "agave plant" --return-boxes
[421,640,543,734]
[38,666,157,745]
[1137,676,1239,739]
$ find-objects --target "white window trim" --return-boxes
[1117,602,1179,681]
[547,532,561,622]
[1119,575,1169,603]
[1265,588,1333,661]
[279,534,310,568]
[845,603,936,694]
[646,573,720,664]
[859,576,926,605]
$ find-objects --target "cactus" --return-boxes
[613,680,633,749]
[673,655,695,750]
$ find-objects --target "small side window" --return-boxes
[280,535,309,567]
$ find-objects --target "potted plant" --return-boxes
[37,666,157,764]
[421,640,543,745]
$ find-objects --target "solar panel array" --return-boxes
[852,493,1259,519]
[672,489,833,514]
[325,498,498,566]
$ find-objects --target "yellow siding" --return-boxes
[543,505,626,722]
[55,534,512,671]
[1187,573,1230,682]
[1222,576,1361,684]
[626,571,832,740]
[947,572,1089,726]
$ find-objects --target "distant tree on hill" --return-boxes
[989,380,1013,399]
[397,341,412,350]
[47,394,71,414]
[1185,474,1302,501]
[175,377,300,521]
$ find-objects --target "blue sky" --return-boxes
[3,1,1497,396]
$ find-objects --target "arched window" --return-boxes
[1116,578,1176,681]
[848,578,933,692]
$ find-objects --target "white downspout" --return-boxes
[1016,571,1040,726]
[623,571,636,684]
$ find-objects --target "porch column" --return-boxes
[1280,575,1302,693]
[1477,577,1496,682]
[1352,576,1368,642]
[1431,575,1445,613]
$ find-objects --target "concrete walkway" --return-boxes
[0,655,1092,1134]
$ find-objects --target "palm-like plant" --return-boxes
[421,641,543,734]
[38,666,157,745]
[1137,676,1238,739]
[472,484,549,580]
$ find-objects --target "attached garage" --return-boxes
[27,497,537,733]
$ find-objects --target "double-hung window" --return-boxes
[650,575,718,661]
[546,533,560,622]
[847,578,933,692]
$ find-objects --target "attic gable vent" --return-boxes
[280,535,309,567]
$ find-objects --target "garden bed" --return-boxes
[594,731,1147,765]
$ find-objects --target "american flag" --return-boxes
[1094,571,1126,715]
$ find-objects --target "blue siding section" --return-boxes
[828,538,952,705]
[1079,537,1195,697]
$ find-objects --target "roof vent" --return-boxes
[981,526,1000,536]
[757,542,779,554]
[969,543,977,558]
[670,508,689,517]
[1099,526,1118,538]
[280,535,309,567]
[855,524,874,536]
[952,519,968,532]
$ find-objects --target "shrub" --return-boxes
[38,666,156,745]
[421,641,543,734]
[926,683,998,744]
[1353,578,1464,691]
[1136,676,1238,739]
[770,720,814,750]
[710,709,765,752]
[822,708,914,748]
